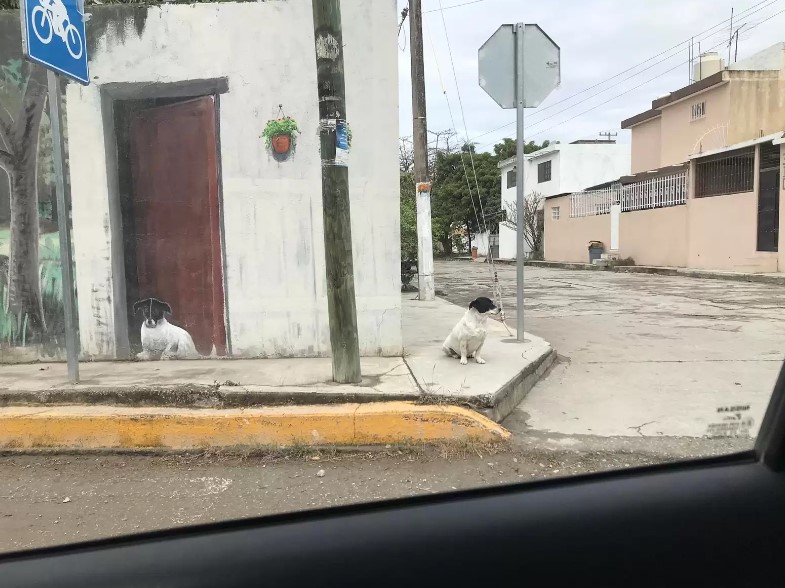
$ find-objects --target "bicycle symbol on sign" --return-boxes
[30,0,83,60]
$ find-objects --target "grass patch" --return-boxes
[607,256,636,267]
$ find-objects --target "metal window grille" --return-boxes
[695,147,754,197]
[538,160,552,183]
[552,206,560,220]
[621,171,688,211]
[691,101,705,121]
[506,168,517,189]
[760,143,780,171]
[569,184,621,218]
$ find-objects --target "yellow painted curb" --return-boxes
[0,403,510,450]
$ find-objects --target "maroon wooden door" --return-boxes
[130,97,227,356]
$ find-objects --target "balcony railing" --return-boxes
[569,171,688,218]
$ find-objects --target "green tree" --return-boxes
[431,149,501,254]
[493,138,551,160]
[399,170,417,262]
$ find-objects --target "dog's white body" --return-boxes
[137,318,199,360]
[443,308,492,365]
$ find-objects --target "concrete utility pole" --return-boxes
[311,0,361,383]
[409,0,435,301]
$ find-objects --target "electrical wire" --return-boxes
[431,0,512,331]
[466,0,780,145]
[519,7,785,143]
[424,0,489,14]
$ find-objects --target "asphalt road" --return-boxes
[0,262,775,554]
[434,260,785,438]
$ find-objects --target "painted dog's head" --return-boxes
[133,298,172,328]
[469,296,500,315]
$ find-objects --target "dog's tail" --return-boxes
[443,344,460,359]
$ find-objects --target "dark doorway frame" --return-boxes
[757,143,780,253]
[100,78,231,358]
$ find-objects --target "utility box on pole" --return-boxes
[478,23,560,341]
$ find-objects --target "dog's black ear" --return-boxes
[152,299,172,315]
[133,299,150,314]
[470,297,495,313]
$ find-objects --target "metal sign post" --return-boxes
[20,0,89,382]
[514,24,526,342]
[47,70,80,382]
[479,23,560,342]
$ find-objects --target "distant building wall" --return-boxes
[687,191,778,272]
[727,74,785,145]
[543,196,610,264]
[619,206,688,267]
[630,116,662,173]
[556,145,631,194]
[543,183,781,273]
[658,83,731,167]
[499,144,629,260]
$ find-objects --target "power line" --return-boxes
[425,0,511,326]
[467,0,779,144]
[520,8,785,143]
[473,4,785,150]
[424,0,489,14]
[422,11,485,233]
[437,0,491,235]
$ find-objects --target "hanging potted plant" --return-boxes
[262,116,299,155]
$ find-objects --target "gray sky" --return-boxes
[397,0,785,152]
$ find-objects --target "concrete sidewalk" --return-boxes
[0,357,420,407]
[403,296,555,421]
[512,259,785,285]
[0,297,553,419]
[0,296,554,449]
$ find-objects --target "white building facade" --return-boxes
[497,142,631,260]
[62,1,401,360]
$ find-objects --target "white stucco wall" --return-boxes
[67,1,401,359]
[473,231,490,256]
[498,144,630,260]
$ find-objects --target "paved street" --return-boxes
[0,260,778,554]
[435,260,785,438]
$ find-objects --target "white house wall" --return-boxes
[556,145,631,193]
[498,144,630,260]
[67,1,401,359]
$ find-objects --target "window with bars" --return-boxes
[760,143,780,171]
[691,101,705,121]
[538,160,552,183]
[506,169,517,189]
[694,147,754,198]
[551,206,560,220]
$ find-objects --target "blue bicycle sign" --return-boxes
[21,0,89,84]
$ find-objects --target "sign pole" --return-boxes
[47,70,80,383]
[514,23,525,342]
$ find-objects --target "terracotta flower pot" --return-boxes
[271,134,291,154]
